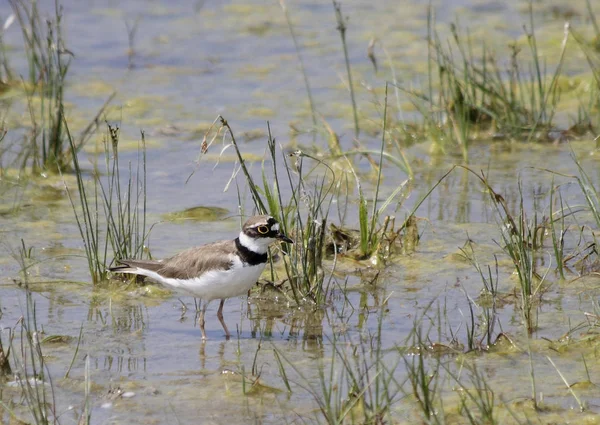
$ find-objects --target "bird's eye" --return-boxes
[257,225,269,235]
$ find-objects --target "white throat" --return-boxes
[238,232,272,254]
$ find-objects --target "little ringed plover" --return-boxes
[109,215,292,340]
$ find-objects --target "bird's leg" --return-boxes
[178,298,187,322]
[199,300,209,340]
[217,299,230,340]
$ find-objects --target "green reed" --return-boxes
[549,179,566,279]
[353,83,416,261]
[9,0,70,172]
[64,121,149,284]
[79,355,92,425]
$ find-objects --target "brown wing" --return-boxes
[155,240,236,279]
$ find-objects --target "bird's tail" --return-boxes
[109,259,163,275]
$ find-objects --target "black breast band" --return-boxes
[235,238,268,266]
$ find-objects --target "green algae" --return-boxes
[71,80,116,98]
[162,205,229,222]
[246,106,276,118]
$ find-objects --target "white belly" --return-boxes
[140,257,265,301]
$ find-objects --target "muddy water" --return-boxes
[1,0,600,424]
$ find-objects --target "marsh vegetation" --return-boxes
[1,0,600,424]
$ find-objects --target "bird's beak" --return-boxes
[276,232,293,244]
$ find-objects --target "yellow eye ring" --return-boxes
[257,225,269,235]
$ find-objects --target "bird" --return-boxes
[109,215,292,340]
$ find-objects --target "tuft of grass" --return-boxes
[350,84,416,262]
[10,0,71,172]
[273,303,402,424]
[7,0,114,173]
[460,242,501,350]
[402,2,580,160]
[457,166,545,334]
[64,121,149,284]
[4,285,58,425]
[351,161,451,263]
[347,160,410,263]
[447,362,498,425]
[402,323,444,423]
[195,115,454,305]
[1,250,93,424]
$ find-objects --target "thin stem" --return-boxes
[333,1,359,138]
[280,0,317,137]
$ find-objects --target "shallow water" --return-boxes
[1,0,600,424]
